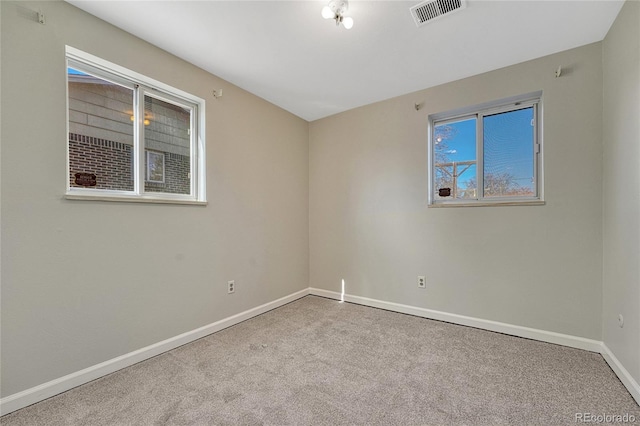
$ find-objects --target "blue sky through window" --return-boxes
[435,118,476,190]
[484,107,534,193]
[435,107,534,194]
[68,67,88,76]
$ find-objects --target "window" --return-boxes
[428,92,542,206]
[66,46,206,204]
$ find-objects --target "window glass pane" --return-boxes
[483,107,535,198]
[434,117,477,200]
[68,67,134,191]
[143,95,192,195]
[146,151,165,183]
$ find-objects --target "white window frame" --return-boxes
[428,91,543,207]
[65,46,206,205]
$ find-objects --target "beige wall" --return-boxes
[310,43,604,340]
[0,1,309,397]
[603,0,640,385]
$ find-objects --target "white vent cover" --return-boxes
[410,0,466,27]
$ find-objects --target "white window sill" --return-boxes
[429,199,545,208]
[64,193,207,206]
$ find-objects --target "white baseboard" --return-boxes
[601,343,640,406]
[4,288,638,416]
[0,288,310,416]
[309,288,640,404]
[309,288,602,352]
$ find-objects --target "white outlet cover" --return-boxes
[618,314,624,328]
[418,276,426,288]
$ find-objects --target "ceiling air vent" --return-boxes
[410,0,466,27]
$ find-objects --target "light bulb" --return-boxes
[342,16,353,29]
[321,6,333,19]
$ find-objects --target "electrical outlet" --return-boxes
[417,276,426,289]
[227,280,235,294]
[618,314,624,328]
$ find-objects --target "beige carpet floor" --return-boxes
[2,295,639,425]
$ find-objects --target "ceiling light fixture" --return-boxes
[321,0,354,29]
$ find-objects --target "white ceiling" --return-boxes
[65,0,624,121]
